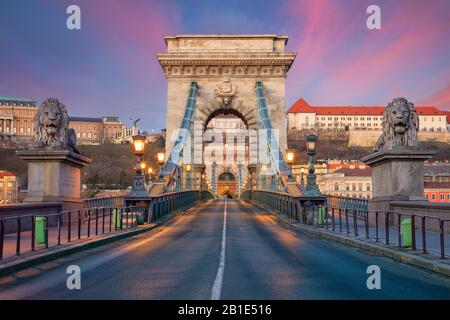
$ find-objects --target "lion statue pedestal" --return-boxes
[16,98,90,211]
[361,97,436,212]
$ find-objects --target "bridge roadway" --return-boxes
[1,199,450,299]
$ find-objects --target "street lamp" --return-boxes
[186,164,192,190]
[147,167,153,184]
[157,152,165,177]
[285,150,296,183]
[261,164,268,190]
[131,133,148,197]
[304,134,321,196]
[286,150,294,165]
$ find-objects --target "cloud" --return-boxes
[420,84,450,110]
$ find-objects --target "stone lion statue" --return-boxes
[33,98,79,153]
[373,97,420,151]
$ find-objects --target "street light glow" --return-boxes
[157,152,165,165]
[132,134,147,155]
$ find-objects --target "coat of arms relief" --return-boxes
[213,78,236,108]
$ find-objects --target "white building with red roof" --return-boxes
[287,98,447,132]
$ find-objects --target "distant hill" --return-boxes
[287,130,450,163]
[0,136,165,194]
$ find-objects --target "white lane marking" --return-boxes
[211,199,227,300]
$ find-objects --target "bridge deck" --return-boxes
[1,200,449,299]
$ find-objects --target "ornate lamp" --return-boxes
[132,134,147,156]
[157,152,165,178]
[147,167,153,184]
[304,134,321,196]
[305,134,318,156]
[130,133,148,197]
[186,164,192,190]
[286,150,295,165]
[286,150,296,183]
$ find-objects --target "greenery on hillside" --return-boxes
[288,133,450,162]
[0,136,165,193]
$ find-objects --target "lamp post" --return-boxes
[131,133,148,197]
[286,150,296,182]
[186,164,192,190]
[147,167,153,184]
[261,164,267,190]
[304,134,321,196]
[157,152,165,178]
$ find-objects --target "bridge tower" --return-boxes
[155,34,297,195]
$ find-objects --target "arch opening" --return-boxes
[217,172,237,198]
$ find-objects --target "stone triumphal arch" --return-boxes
[152,34,300,196]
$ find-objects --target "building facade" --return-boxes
[67,117,126,145]
[0,170,19,204]
[0,97,38,139]
[287,98,447,132]
[318,166,372,199]
[424,182,450,202]
[1,97,129,146]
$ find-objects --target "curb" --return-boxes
[251,201,450,278]
[0,208,186,277]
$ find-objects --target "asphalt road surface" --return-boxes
[1,199,449,300]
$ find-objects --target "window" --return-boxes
[440,194,445,200]
[431,194,436,200]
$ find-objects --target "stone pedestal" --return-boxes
[361,148,436,212]
[17,149,91,210]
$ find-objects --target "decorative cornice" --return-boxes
[157,52,296,78]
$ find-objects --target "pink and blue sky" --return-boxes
[0,0,449,130]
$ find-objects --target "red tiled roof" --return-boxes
[444,111,450,124]
[287,99,446,116]
[287,98,316,113]
[334,167,372,177]
[424,181,450,189]
[0,170,15,179]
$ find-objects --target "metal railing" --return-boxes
[242,191,449,259]
[0,190,214,262]
[326,195,368,215]
[147,190,213,221]
[0,206,140,261]
[317,206,450,259]
[84,195,126,209]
